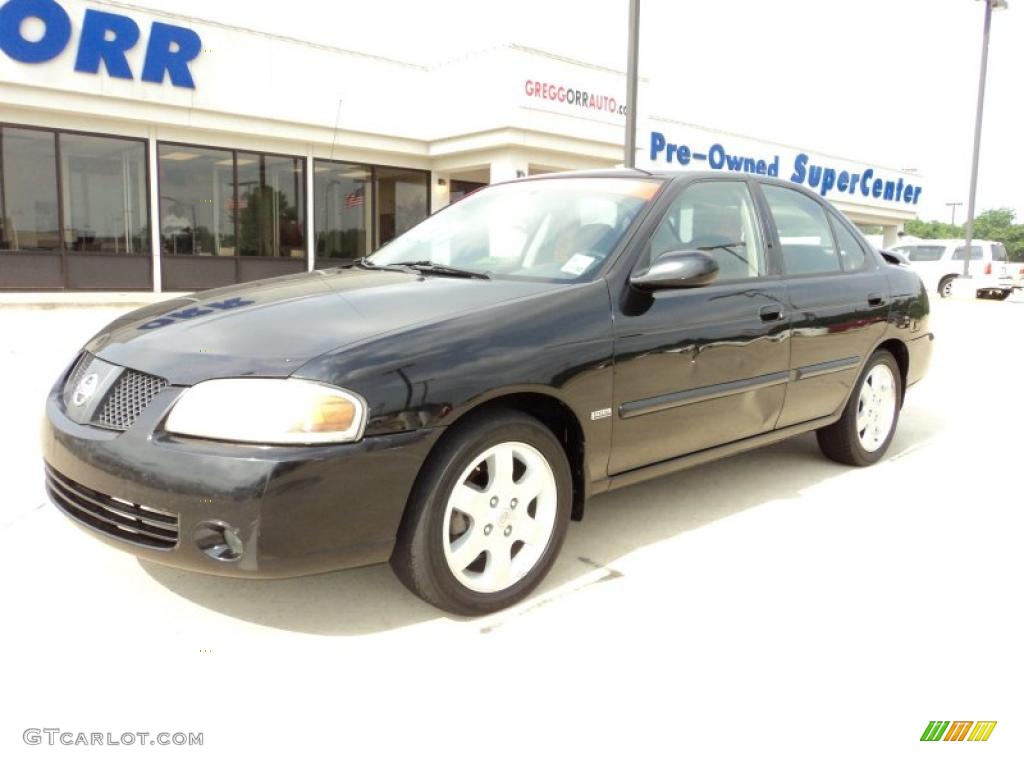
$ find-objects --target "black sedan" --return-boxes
[43,170,933,615]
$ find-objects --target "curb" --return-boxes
[0,293,186,309]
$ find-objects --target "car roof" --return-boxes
[901,239,1001,248]
[519,167,768,181]
[502,167,817,193]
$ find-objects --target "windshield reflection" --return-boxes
[368,177,662,282]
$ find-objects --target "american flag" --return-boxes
[344,191,364,208]
[227,197,248,211]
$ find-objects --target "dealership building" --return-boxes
[0,0,925,292]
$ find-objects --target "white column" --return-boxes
[882,225,900,248]
[488,151,528,184]
[147,128,161,292]
[430,171,450,213]
[306,152,315,271]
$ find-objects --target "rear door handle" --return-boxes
[759,304,785,322]
[868,293,885,307]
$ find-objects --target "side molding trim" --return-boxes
[792,356,860,381]
[619,371,790,419]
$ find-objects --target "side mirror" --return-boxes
[880,248,910,266]
[630,250,719,291]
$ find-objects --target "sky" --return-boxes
[130,0,1022,223]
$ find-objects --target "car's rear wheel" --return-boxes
[816,350,902,467]
[391,410,571,615]
[938,276,955,298]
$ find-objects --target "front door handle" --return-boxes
[759,304,785,322]
[868,293,885,307]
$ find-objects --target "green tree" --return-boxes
[973,208,1024,261]
[904,219,963,239]
[973,208,1015,233]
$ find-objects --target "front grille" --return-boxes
[93,369,168,430]
[45,465,179,549]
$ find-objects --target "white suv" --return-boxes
[890,239,1021,299]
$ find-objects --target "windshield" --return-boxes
[367,177,662,281]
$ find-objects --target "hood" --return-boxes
[87,268,565,385]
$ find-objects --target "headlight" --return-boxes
[164,379,367,445]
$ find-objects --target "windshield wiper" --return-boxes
[389,261,491,280]
[354,257,414,273]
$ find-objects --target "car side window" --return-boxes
[905,245,944,262]
[828,211,867,271]
[953,245,983,260]
[642,181,765,281]
[762,185,840,276]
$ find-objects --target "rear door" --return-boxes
[757,182,889,427]
[990,243,1023,285]
[989,242,1011,280]
[953,244,984,276]
[608,179,791,474]
[902,244,948,293]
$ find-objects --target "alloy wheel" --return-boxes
[856,363,897,452]
[442,441,557,593]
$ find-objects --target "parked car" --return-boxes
[890,238,1022,299]
[42,170,933,615]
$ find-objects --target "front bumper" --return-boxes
[42,380,442,578]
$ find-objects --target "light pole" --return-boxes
[962,0,1008,277]
[623,0,640,168]
[946,201,963,226]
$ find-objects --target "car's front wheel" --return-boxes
[391,410,572,615]
[816,350,902,467]
[938,276,955,298]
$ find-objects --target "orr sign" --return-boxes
[0,0,202,88]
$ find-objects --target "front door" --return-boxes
[609,179,791,475]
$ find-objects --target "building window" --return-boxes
[236,153,305,259]
[0,126,60,252]
[314,160,371,266]
[313,161,428,266]
[61,133,148,255]
[158,143,305,260]
[1,124,150,290]
[158,144,235,257]
[376,167,429,245]
[449,179,486,204]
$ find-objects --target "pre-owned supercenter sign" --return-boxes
[0,0,201,88]
[649,130,922,206]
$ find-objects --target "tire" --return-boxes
[938,276,955,298]
[390,409,572,615]
[816,350,902,467]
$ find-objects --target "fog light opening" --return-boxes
[193,521,245,562]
